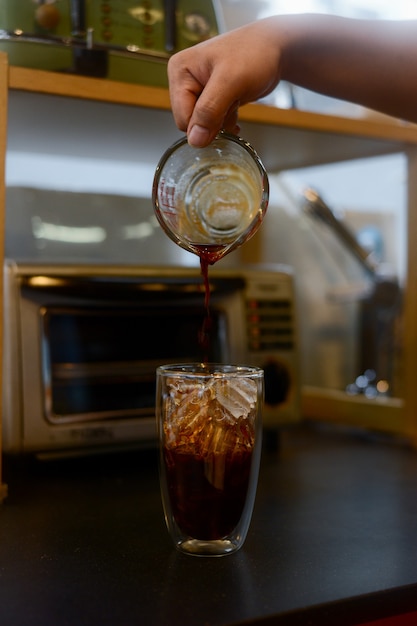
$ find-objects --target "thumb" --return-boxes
[186,87,241,147]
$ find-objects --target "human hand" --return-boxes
[167,18,283,147]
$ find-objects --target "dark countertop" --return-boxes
[1,423,417,626]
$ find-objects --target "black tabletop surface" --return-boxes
[1,423,417,626]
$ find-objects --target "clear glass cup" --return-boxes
[152,131,269,263]
[156,363,264,557]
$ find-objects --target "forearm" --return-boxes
[167,14,417,148]
[277,14,417,122]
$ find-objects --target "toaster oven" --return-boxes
[3,262,299,457]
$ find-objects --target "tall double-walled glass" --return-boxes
[156,363,264,557]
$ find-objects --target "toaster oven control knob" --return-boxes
[263,360,291,406]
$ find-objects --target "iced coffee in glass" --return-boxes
[156,363,264,557]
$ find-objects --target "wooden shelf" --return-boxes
[9,64,417,143]
[302,387,406,436]
[241,101,417,143]
[9,65,172,111]
[8,64,417,172]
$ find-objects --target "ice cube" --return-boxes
[209,376,258,420]
[164,382,210,447]
[164,375,257,456]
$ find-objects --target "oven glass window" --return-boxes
[41,307,227,421]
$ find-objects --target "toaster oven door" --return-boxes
[40,303,227,425]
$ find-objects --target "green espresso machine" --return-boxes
[0,0,224,87]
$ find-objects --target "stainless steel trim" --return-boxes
[0,29,170,62]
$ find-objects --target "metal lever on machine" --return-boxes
[164,0,177,52]
[303,187,378,278]
[70,0,86,37]
[69,0,108,77]
[302,187,402,396]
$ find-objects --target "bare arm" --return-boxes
[167,14,417,147]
